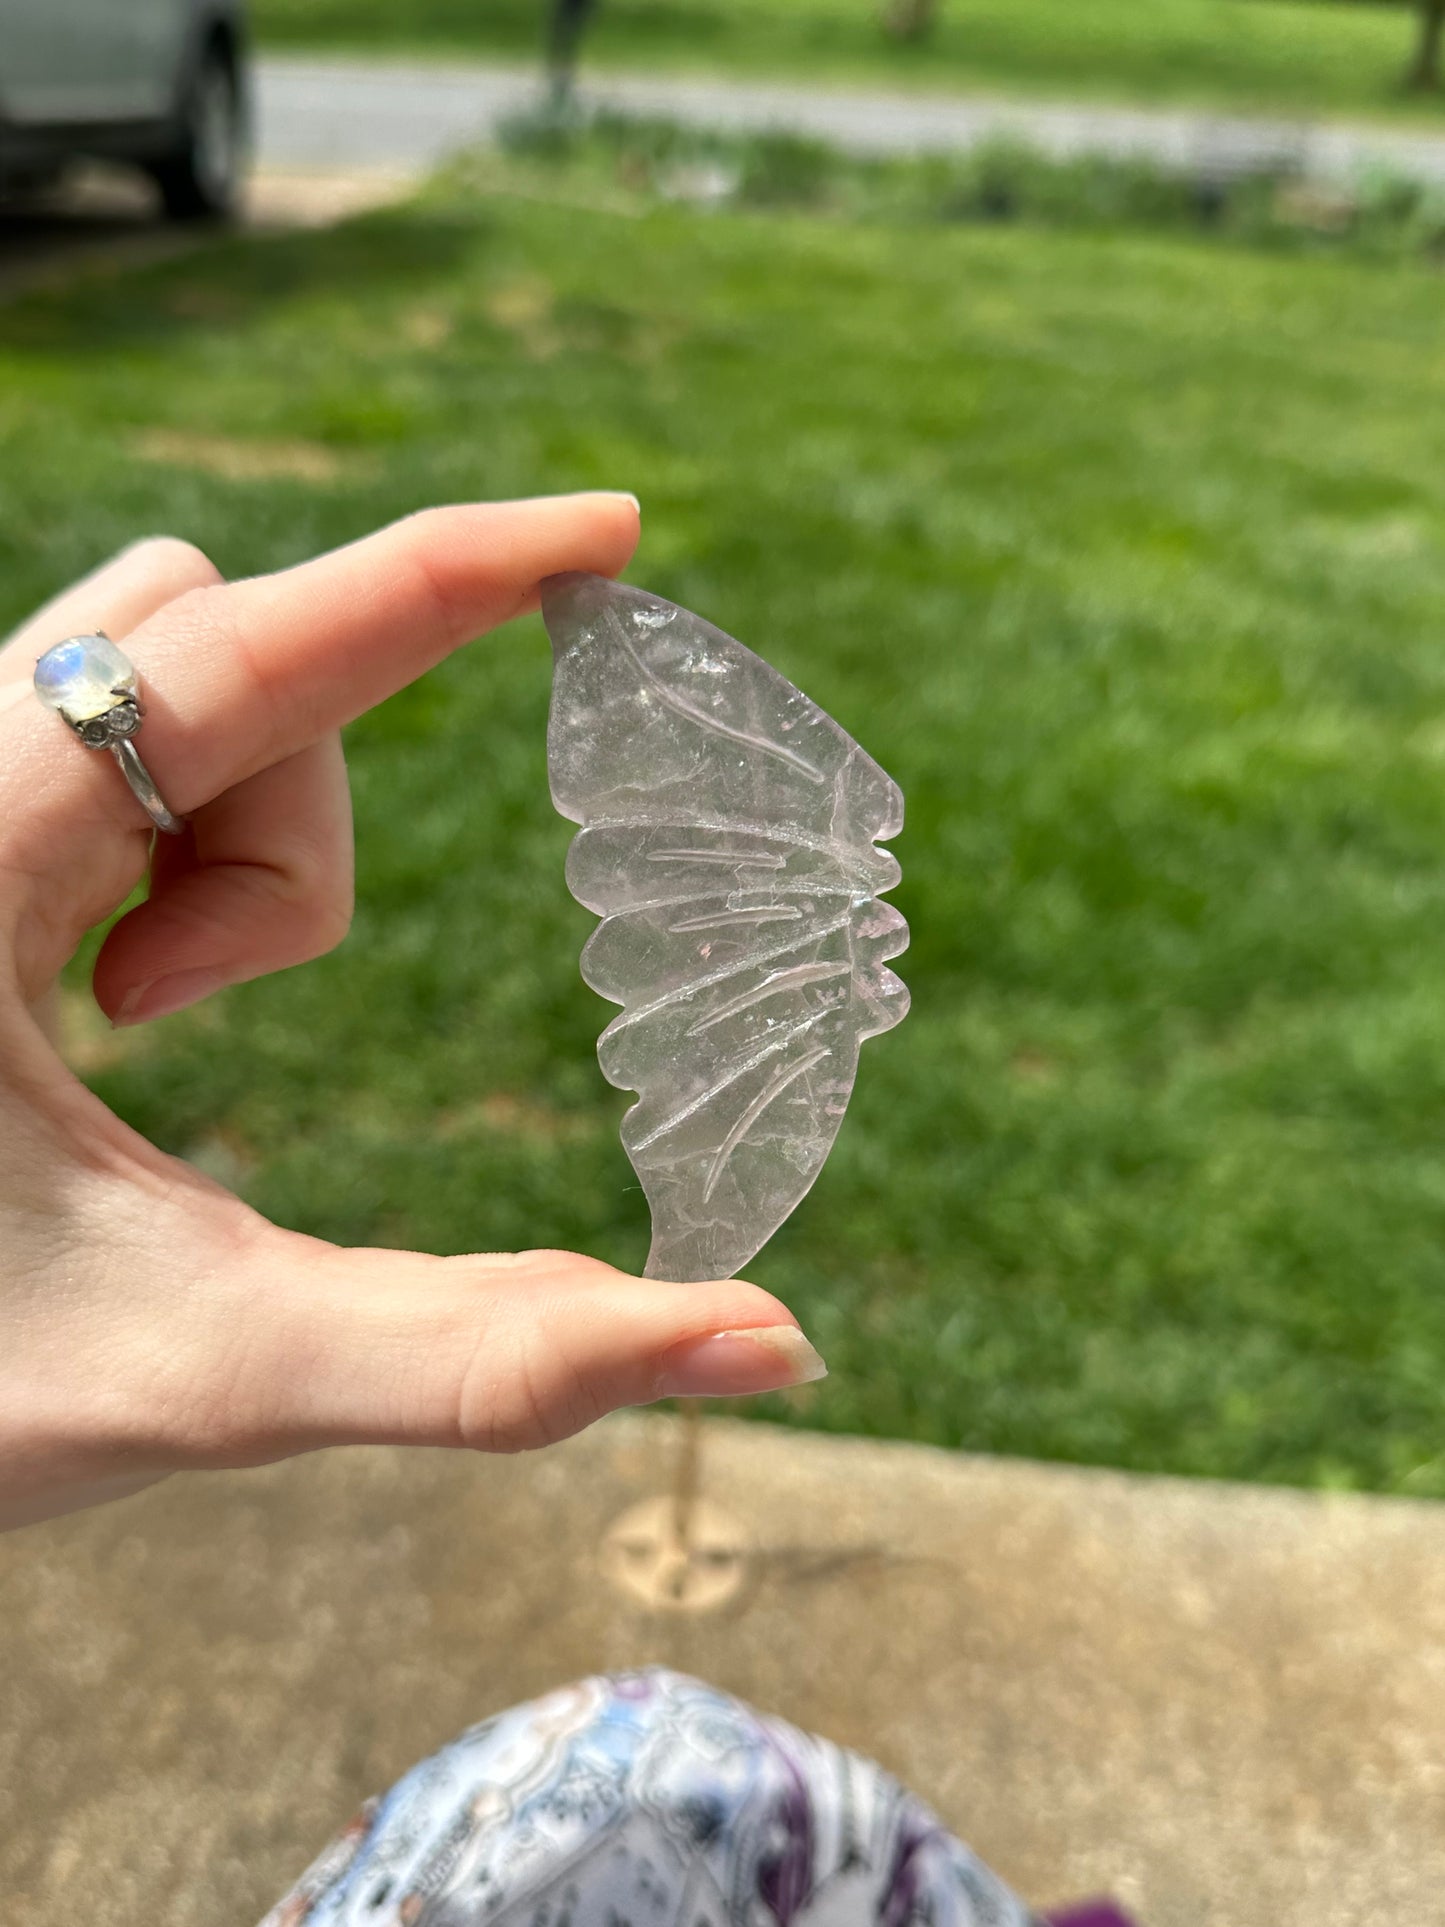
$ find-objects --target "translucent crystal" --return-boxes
[33,633,136,724]
[543,572,910,1283]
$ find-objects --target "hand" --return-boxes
[0,496,825,1532]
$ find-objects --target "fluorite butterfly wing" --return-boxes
[542,573,909,1283]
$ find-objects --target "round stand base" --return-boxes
[599,1494,750,1614]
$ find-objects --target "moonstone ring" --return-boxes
[33,633,185,836]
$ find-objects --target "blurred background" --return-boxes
[7,0,1445,1495]
[4,5,1445,1923]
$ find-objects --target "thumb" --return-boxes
[185,1238,827,1466]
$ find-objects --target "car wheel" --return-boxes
[149,40,246,223]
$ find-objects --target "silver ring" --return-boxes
[33,632,185,837]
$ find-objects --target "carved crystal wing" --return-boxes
[542,572,910,1283]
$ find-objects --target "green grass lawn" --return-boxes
[5,164,1445,1495]
[255,0,1445,124]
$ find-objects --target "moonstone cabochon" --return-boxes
[542,571,909,1284]
[33,633,136,724]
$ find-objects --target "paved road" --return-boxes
[257,53,1445,186]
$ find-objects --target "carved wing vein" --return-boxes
[585,813,894,884]
[703,1046,832,1203]
[647,848,788,870]
[600,913,856,1033]
[629,1010,830,1153]
[617,629,827,787]
[667,906,804,933]
[686,960,851,1037]
[585,882,856,924]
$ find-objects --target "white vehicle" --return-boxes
[0,0,248,219]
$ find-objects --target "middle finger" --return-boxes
[93,732,354,1026]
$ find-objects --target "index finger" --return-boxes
[7,492,640,838]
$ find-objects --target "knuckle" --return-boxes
[518,1326,610,1446]
[402,504,463,547]
[518,1248,617,1288]
[150,579,229,651]
[397,509,477,638]
[488,1349,606,1454]
[124,535,222,596]
[252,873,353,968]
[231,827,354,965]
[451,1288,606,1455]
[281,847,354,960]
[304,888,355,958]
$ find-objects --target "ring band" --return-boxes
[33,632,185,837]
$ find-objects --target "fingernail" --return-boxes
[613,491,641,514]
[656,1326,827,1399]
[113,967,228,1028]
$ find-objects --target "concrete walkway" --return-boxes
[257,54,1445,187]
[3,1414,1442,1927]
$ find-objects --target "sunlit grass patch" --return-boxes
[5,165,1445,1492]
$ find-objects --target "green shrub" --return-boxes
[490,108,1445,265]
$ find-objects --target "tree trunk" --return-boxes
[882,0,939,41]
[1406,0,1445,92]
[547,0,598,105]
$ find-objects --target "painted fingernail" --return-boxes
[113,967,228,1028]
[656,1326,828,1399]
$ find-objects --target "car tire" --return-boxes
[149,38,246,223]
